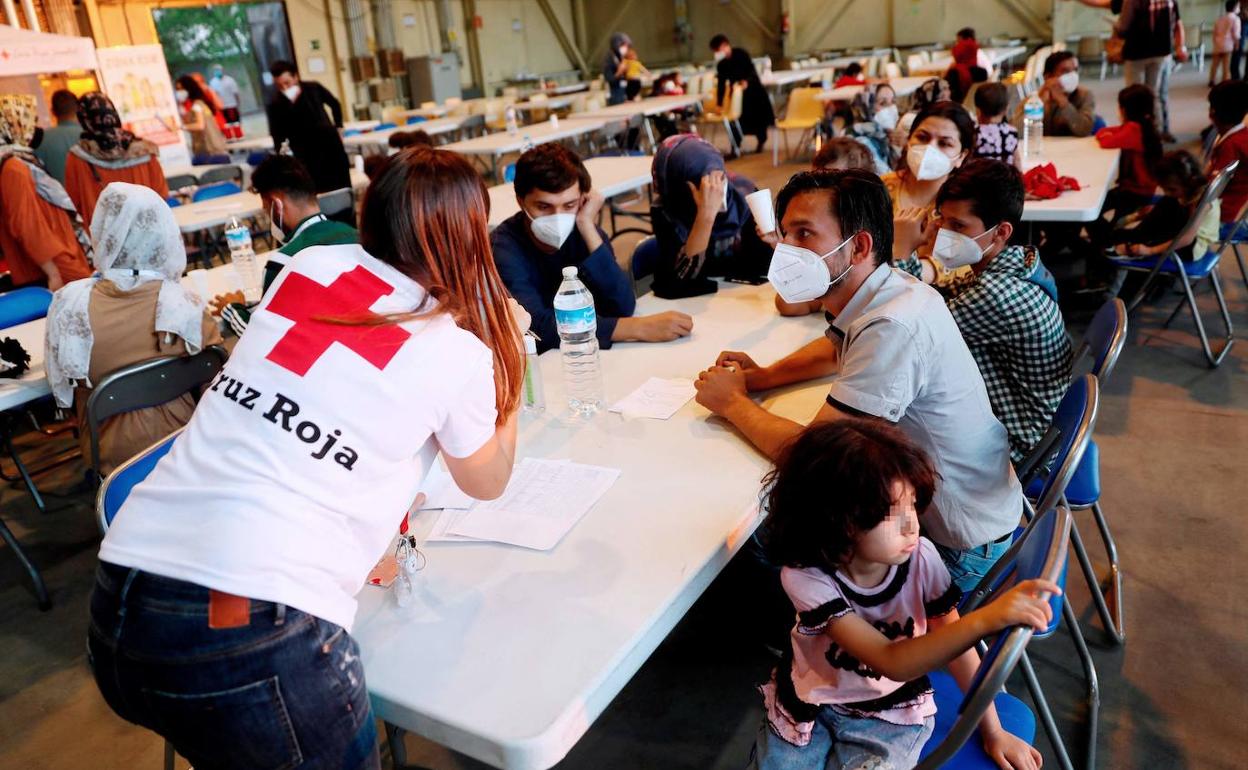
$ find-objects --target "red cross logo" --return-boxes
[264,265,412,376]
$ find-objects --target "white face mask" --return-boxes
[767,234,856,304]
[874,104,900,132]
[282,85,301,102]
[175,89,188,102]
[618,46,628,57]
[907,143,956,181]
[1058,71,1080,94]
[714,49,728,62]
[527,210,577,249]
[932,225,999,269]
[269,200,286,245]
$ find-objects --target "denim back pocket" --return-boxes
[143,675,303,770]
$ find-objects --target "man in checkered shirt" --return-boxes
[896,159,1073,464]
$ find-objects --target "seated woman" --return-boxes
[650,133,771,298]
[64,92,169,226]
[895,77,951,144]
[45,182,222,475]
[883,101,975,283]
[844,84,900,173]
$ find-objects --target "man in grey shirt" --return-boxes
[34,90,82,186]
[1039,51,1096,137]
[694,169,1024,591]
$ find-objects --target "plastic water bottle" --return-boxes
[553,266,604,416]
[522,333,546,414]
[225,217,263,304]
[505,105,519,135]
[1022,92,1044,162]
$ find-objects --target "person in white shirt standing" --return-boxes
[208,63,244,139]
[693,169,1023,592]
[87,148,525,770]
[1212,1,1243,86]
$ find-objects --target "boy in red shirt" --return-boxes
[1207,79,1248,236]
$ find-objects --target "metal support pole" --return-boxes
[534,0,590,79]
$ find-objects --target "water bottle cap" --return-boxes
[562,266,579,278]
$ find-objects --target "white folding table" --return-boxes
[1021,137,1120,223]
[816,75,931,103]
[342,118,468,154]
[578,95,704,149]
[441,118,609,181]
[354,281,830,770]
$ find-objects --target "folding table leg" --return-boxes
[0,511,50,610]
[1,422,45,514]
[384,722,435,770]
[1063,599,1100,770]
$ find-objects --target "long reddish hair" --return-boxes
[360,147,523,423]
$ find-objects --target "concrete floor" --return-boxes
[2,65,1246,769]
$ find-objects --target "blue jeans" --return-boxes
[87,562,379,770]
[748,708,935,770]
[934,537,1012,594]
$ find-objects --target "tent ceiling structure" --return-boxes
[0,23,96,76]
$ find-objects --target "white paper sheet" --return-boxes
[608,377,696,420]
[447,458,620,550]
[425,508,479,542]
[416,459,478,510]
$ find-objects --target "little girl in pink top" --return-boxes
[748,419,1056,770]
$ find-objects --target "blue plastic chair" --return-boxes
[97,429,179,533]
[915,505,1073,770]
[247,150,271,167]
[1109,161,1236,367]
[631,236,660,280]
[191,182,242,202]
[976,374,1099,770]
[376,122,398,131]
[503,163,517,183]
[165,196,182,208]
[343,129,362,137]
[406,116,427,125]
[0,287,53,329]
[1025,299,1127,647]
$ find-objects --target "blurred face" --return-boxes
[909,116,967,166]
[852,481,921,566]
[274,71,299,92]
[875,86,896,110]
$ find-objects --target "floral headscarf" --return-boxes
[0,94,94,258]
[75,91,156,165]
[44,182,205,407]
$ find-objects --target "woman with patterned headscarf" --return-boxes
[63,92,169,226]
[44,182,221,474]
[0,94,93,289]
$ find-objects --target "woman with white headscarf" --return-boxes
[0,93,93,289]
[45,181,222,474]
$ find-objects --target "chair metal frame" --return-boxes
[1062,299,1129,648]
[914,505,1073,770]
[96,427,181,770]
[771,86,824,167]
[1111,161,1237,367]
[196,165,244,188]
[84,347,228,484]
[1007,374,1101,770]
[698,84,745,157]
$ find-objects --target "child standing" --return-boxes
[973,82,1021,168]
[1096,84,1164,222]
[749,419,1053,770]
[1212,1,1242,87]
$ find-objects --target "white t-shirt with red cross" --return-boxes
[99,244,498,630]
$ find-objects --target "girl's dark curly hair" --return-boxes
[761,418,937,576]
